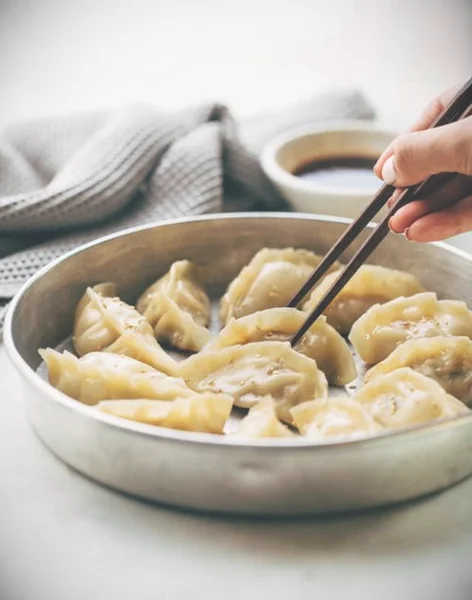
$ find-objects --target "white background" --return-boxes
[1,0,471,128]
[1,0,471,247]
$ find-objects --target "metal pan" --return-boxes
[5,213,472,516]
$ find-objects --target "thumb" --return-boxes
[380,117,472,187]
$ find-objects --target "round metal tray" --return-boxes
[5,213,472,516]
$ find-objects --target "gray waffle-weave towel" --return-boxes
[0,90,374,334]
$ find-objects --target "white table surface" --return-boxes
[2,343,472,600]
[1,1,472,598]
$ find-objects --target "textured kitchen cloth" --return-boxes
[0,90,374,334]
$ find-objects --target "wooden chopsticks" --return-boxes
[290,76,472,347]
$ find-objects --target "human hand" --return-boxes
[374,83,472,242]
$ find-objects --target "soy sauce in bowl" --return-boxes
[293,156,380,192]
[260,121,396,218]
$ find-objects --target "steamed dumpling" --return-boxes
[205,307,356,386]
[350,292,472,364]
[355,368,469,429]
[39,349,192,406]
[364,336,472,405]
[98,393,233,434]
[220,248,341,324]
[73,283,178,376]
[137,260,210,326]
[178,341,328,423]
[137,260,212,352]
[139,291,213,353]
[232,397,294,438]
[291,397,380,441]
[302,265,425,335]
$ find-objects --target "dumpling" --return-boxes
[137,260,212,352]
[350,292,472,364]
[178,341,328,423]
[137,260,211,327]
[73,283,178,376]
[364,336,472,405]
[139,291,213,353]
[355,368,469,429]
[39,349,193,406]
[220,248,341,324]
[98,393,233,434]
[205,307,356,386]
[302,265,425,336]
[291,397,380,441]
[232,397,294,438]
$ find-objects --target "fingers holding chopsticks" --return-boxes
[375,117,472,188]
[373,82,467,184]
[289,79,472,342]
[371,78,472,243]
[389,174,472,241]
[402,194,472,242]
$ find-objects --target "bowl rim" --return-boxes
[260,119,397,198]
[4,211,472,450]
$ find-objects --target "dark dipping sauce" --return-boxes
[293,156,381,192]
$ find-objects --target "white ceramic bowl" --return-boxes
[261,120,397,219]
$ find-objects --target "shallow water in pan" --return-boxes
[36,297,368,436]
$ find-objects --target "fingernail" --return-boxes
[388,218,401,234]
[404,228,412,241]
[381,156,397,185]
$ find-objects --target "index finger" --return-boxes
[407,83,462,133]
[374,83,463,179]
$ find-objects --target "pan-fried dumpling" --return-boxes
[220,248,341,324]
[291,397,380,441]
[205,307,356,386]
[73,283,178,376]
[98,393,233,434]
[364,336,472,405]
[137,260,212,352]
[179,341,328,423]
[355,368,469,429]
[232,397,294,438]
[302,265,425,336]
[39,349,192,406]
[350,292,472,364]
